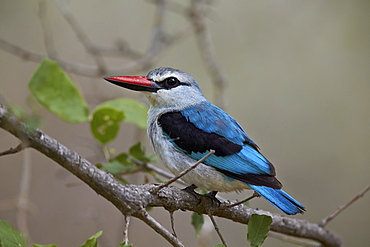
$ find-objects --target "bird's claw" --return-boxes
[202,190,221,207]
[182,184,198,193]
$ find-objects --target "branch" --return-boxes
[16,148,32,240]
[319,185,370,227]
[0,1,195,77]
[209,214,227,246]
[0,143,25,156]
[135,207,184,247]
[268,231,321,247]
[0,106,182,246]
[0,106,342,247]
[38,0,58,59]
[0,38,100,76]
[190,0,228,108]
[0,36,162,77]
[53,0,107,74]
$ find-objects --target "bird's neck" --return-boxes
[143,90,207,110]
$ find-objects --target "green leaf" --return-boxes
[129,142,146,161]
[28,59,90,123]
[103,160,127,174]
[79,231,102,247]
[114,152,137,167]
[96,98,148,129]
[118,242,133,247]
[103,153,136,174]
[90,107,124,144]
[0,220,27,247]
[247,214,272,247]
[191,213,204,238]
[32,244,58,247]
[129,142,155,163]
[8,105,43,132]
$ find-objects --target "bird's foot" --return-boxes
[182,186,220,207]
[182,184,198,193]
[182,184,202,200]
[204,190,218,198]
[180,184,201,211]
[201,190,221,208]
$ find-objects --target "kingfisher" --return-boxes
[104,67,305,215]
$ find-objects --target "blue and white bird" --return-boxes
[105,67,305,215]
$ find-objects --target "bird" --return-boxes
[104,67,305,215]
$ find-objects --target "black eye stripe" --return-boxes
[156,77,188,89]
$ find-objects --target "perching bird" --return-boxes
[105,67,305,215]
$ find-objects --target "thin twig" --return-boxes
[268,231,321,247]
[113,167,147,177]
[161,21,195,49]
[319,184,370,227]
[0,38,45,63]
[101,145,111,161]
[218,192,260,210]
[209,214,227,246]
[92,42,142,60]
[146,0,188,16]
[190,0,228,109]
[125,0,168,72]
[123,215,130,245]
[0,143,25,156]
[53,0,107,74]
[135,208,184,247]
[153,150,215,193]
[0,0,196,77]
[16,148,32,242]
[38,0,58,59]
[169,211,177,238]
[131,159,187,186]
[0,38,100,76]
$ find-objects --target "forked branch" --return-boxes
[0,105,343,247]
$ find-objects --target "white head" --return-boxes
[105,67,206,110]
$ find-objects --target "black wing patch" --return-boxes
[243,139,260,152]
[158,112,242,156]
[216,168,283,189]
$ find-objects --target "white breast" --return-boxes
[147,107,250,192]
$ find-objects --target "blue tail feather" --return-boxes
[248,184,305,215]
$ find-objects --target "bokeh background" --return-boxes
[0,0,369,246]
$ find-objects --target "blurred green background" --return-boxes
[0,0,369,246]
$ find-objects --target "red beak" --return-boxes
[104,76,159,92]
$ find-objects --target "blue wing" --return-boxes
[158,101,305,214]
[181,101,253,146]
[158,101,279,187]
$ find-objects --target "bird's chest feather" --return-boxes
[147,117,192,174]
[147,113,250,192]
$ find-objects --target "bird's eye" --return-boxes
[163,77,180,88]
